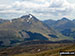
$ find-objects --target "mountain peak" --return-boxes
[21,14,33,19]
[21,14,39,22]
[29,14,33,16]
[61,17,70,21]
[26,14,33,23]
[29,14,33,19]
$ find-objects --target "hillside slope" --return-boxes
[43,17,75,39]
[0,14,69,46]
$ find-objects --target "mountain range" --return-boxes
[0,15,74,46]
[43,17,75,40]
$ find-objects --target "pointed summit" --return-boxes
[21,14,34,19]
[27,14,32,23]
[29,14,32,19]
[21,14,30,19]
[21,14,39,22]
[21,14,33,18]
[61,17,70,21]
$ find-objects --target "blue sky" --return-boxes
[0,0,75,20]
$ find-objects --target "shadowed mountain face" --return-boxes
[0,19,9,24]
[43,17,75,39]
[24,31,48,40]
[43,19,56,27]
[0,14,67,46]
[73,19,75,24]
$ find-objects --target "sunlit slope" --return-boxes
[11,44,75,56]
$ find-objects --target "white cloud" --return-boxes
[12,1,50,9]
[0,0,49,13]
[0,0,75,20]
[49,0,75,16]
[0,4,11,10]
[33,0,75,16]
[23,0,48,3]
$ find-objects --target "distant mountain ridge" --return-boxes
[73,19,75,24]
[0,19,9,24]
[43,17,75,39]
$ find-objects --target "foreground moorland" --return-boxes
[0,43,75,56]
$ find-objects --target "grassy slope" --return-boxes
[9,44,75,56]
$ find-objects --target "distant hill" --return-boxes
[73,19,75,24]
[0,19,9,24]
[43,17,75,39]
